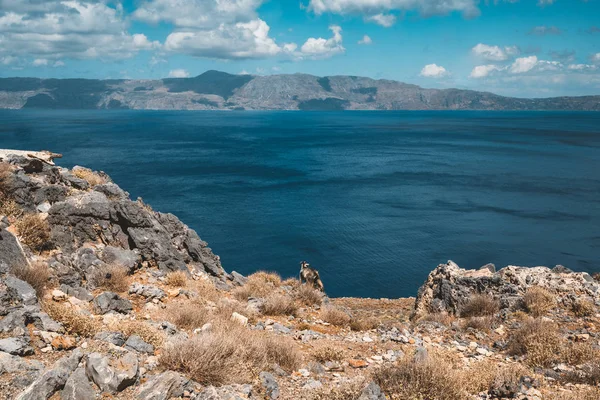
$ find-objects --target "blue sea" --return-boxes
[1,110,599,298]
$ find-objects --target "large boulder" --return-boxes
[85,351,139,393]
[93,292,132,315]
[135,370,188,400]
[0,228,28,273]
[413,260,600,320]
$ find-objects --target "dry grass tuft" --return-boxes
[73,167,107,187]
[110,320,164,348]
[0,162,13,192]
[165,270,188,287]
[0,194,22,219]
[374,353,465,400]
[312,345,345,363]
[307,380,365,400]
[163,301,211,331]
[89,264,129,292]
[463,316,495,332]
[523,286,556,317]
[350,316,379,331]
[507,318,563,367]
[460,294,499,317]
[232,271,281,301]
[160,320,301,386]
[562,341,600,366]
[251,271,282,286]
[261,294,298,316]
[418,312,454,327]
[14,213,51,252]
[281,277,300,288]
[546,388,600,400]
[294,284,323,306]
[562,361,600,386]
[44,301,101,337]
[320,307,351,327]
[571,299,595,317]
[10,261,51,297]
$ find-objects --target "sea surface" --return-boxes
[1,110,599,298]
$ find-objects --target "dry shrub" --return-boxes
[571,299,595,317]
[232,271,281,301]
[562,361,600,386]
[89,264,129,292]
[281,277,300,288]
[545,387,600,400]
[188,278,220,303]
[44,301,101,337]
[350,316,379,332]
[481,364,529,399]
[320,307,351,327]
[73,167,107,187]
[463,316,495,332]
[562,341,600,366]
[0,162,12,192]
[261,294,298,316]
[14,213,51,252]
[165,271,188,287]
[374,354,465,400]
[160,320,301,386]
[523,286,555,317]
[460,294,499,317]
[0,194,22,219]
[10,261,51,297]
[294,284,323,306]
[418,312,454,327]
[307,380,365,400]
[111,320,164,348]
[312,345,345,363]
[164,301,210,331]
[507,318,563,367]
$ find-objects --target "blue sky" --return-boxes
[1,0,599,97]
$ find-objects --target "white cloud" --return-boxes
[510,56,538,73]
[420,63,448,78]
[307,0,480,18]
[53,60,65,67]
[568,64,598,71]
[32,58,48,66]
[358,35,372,45]
[471,43,519,61]
[469,64,503,78]
[299,25,345,59]
[1,55,18,65]
[537,0,555,6]
[168,69,190,78]
[592,53,600,64]
[365,13,397,27]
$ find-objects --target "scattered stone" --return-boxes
[93,292,133,315]
[0,351,44,374]
[136,370,188,400]
[51,336,77,350]
[52,289,68,301]
[61,367,97,400]
[129,283,166,301]
[231,312,248,326]
[125,335,154,354]
[358,382,386,400]
[94,331,126,346]
[86,352,139,393]
[0,337,34,356]
[349,359,368,369]
[302,379,322,390]
[259,371,280,399]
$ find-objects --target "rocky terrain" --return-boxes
[1,71,599,111]
[1,149,600,399]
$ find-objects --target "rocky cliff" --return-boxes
[1,71,599,111]
[1,150,599,400]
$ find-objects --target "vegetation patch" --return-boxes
[14,213,51,252]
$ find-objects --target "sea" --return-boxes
[1,110,599,298]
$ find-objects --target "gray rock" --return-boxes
[0,337,34,356]
[124,335,154,354]
[93,292,132,314]
[302,379,322,390]
[94,331,127,346]
[93,183,128,200]
[413,346,428,363]
[61,367,97,400]
[0,228,28,271]
[271,323,291,334]
[358,382,386,400]
[196,384,253,400]
[129,283,166,301]
[5,275,38,306]
[135,370,188,400]
[229,271,248,286]
[85,352,139,393]
[16,349,83,400]
[60,284,93,302]
[0,351,44,374]
[259,371,279,399]
[100,246,139,272]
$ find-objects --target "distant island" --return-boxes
[1,70,599,111]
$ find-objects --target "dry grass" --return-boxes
[507,318,563,367]
[320,307,351,327]
[165,271,188,287]
[10,261,51,297]
[561,341,600,366]
[14,213,51,252]
[73,167,107,187]
[545,387,600,400]
[463,316,495,332]
[306,380,365,400]
[571,299,595,317]
[232,271,281,301]
[110,320,164,348]
[374,353,466,400]
[294,284,323,306]
[0,162,12,193]
[282,277,300,288]
[312,345,345,363]
[261,294,298,316]
[44,301,101,337]
[160,319,301,386]
[163,301,211,331]
[562,361,600,386]
[350,316,379,331]
[460,294,499,317]
[523,286,556,317]
[89,264,129,292]
[417,312,454,327]
[0,194,22,219]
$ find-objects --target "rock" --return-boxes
[16,349,83,400]
[129,283,166,301]
[229,271,248,286]
[358,382,386,400]
[124,335,154,354]
[0,351,44,374]
[5,275,38,306]
[0,337,34,356]
[0,228,28,271]
[100,246,139,272]
[61,367,96,400]
[85,351,139,393]
[51,336,77,351]
[413,346,429,363]
[480,263,496,273]
[259,371,280,399]
[52,290,68,301]
[94,331,126,346]
[231,312,248,326]
[348,359,368,368]
[302,379,322,390]
[93,292,132,314]
[60,285,93,302]
[196,384,253,400]
[136,371,188,400]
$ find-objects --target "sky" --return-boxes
[0,0,599,98]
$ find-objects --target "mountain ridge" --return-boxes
[1,70,599,111]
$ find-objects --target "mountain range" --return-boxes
[1,70,599,111]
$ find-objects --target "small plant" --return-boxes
[10,261,51,297]
[294,284,323,306]
[571,299,595,317]
[507,318,563,368]
[463,316,495,332]
[0,194,22,219]
[14,213,51,252]
[165,270,188,287]
[232,271,281,301]
[164,301,210,331]
[261,294,298,316]
[111,320,164,348]
[320,307,351,327]
[89,264,129,292]
[350,316,379,331]
[523,286,556,317]
[460,294,499,317]
[307,380,365,400]
[73,166,107,187]
[312,345,345,363]
[44,301,101,337]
